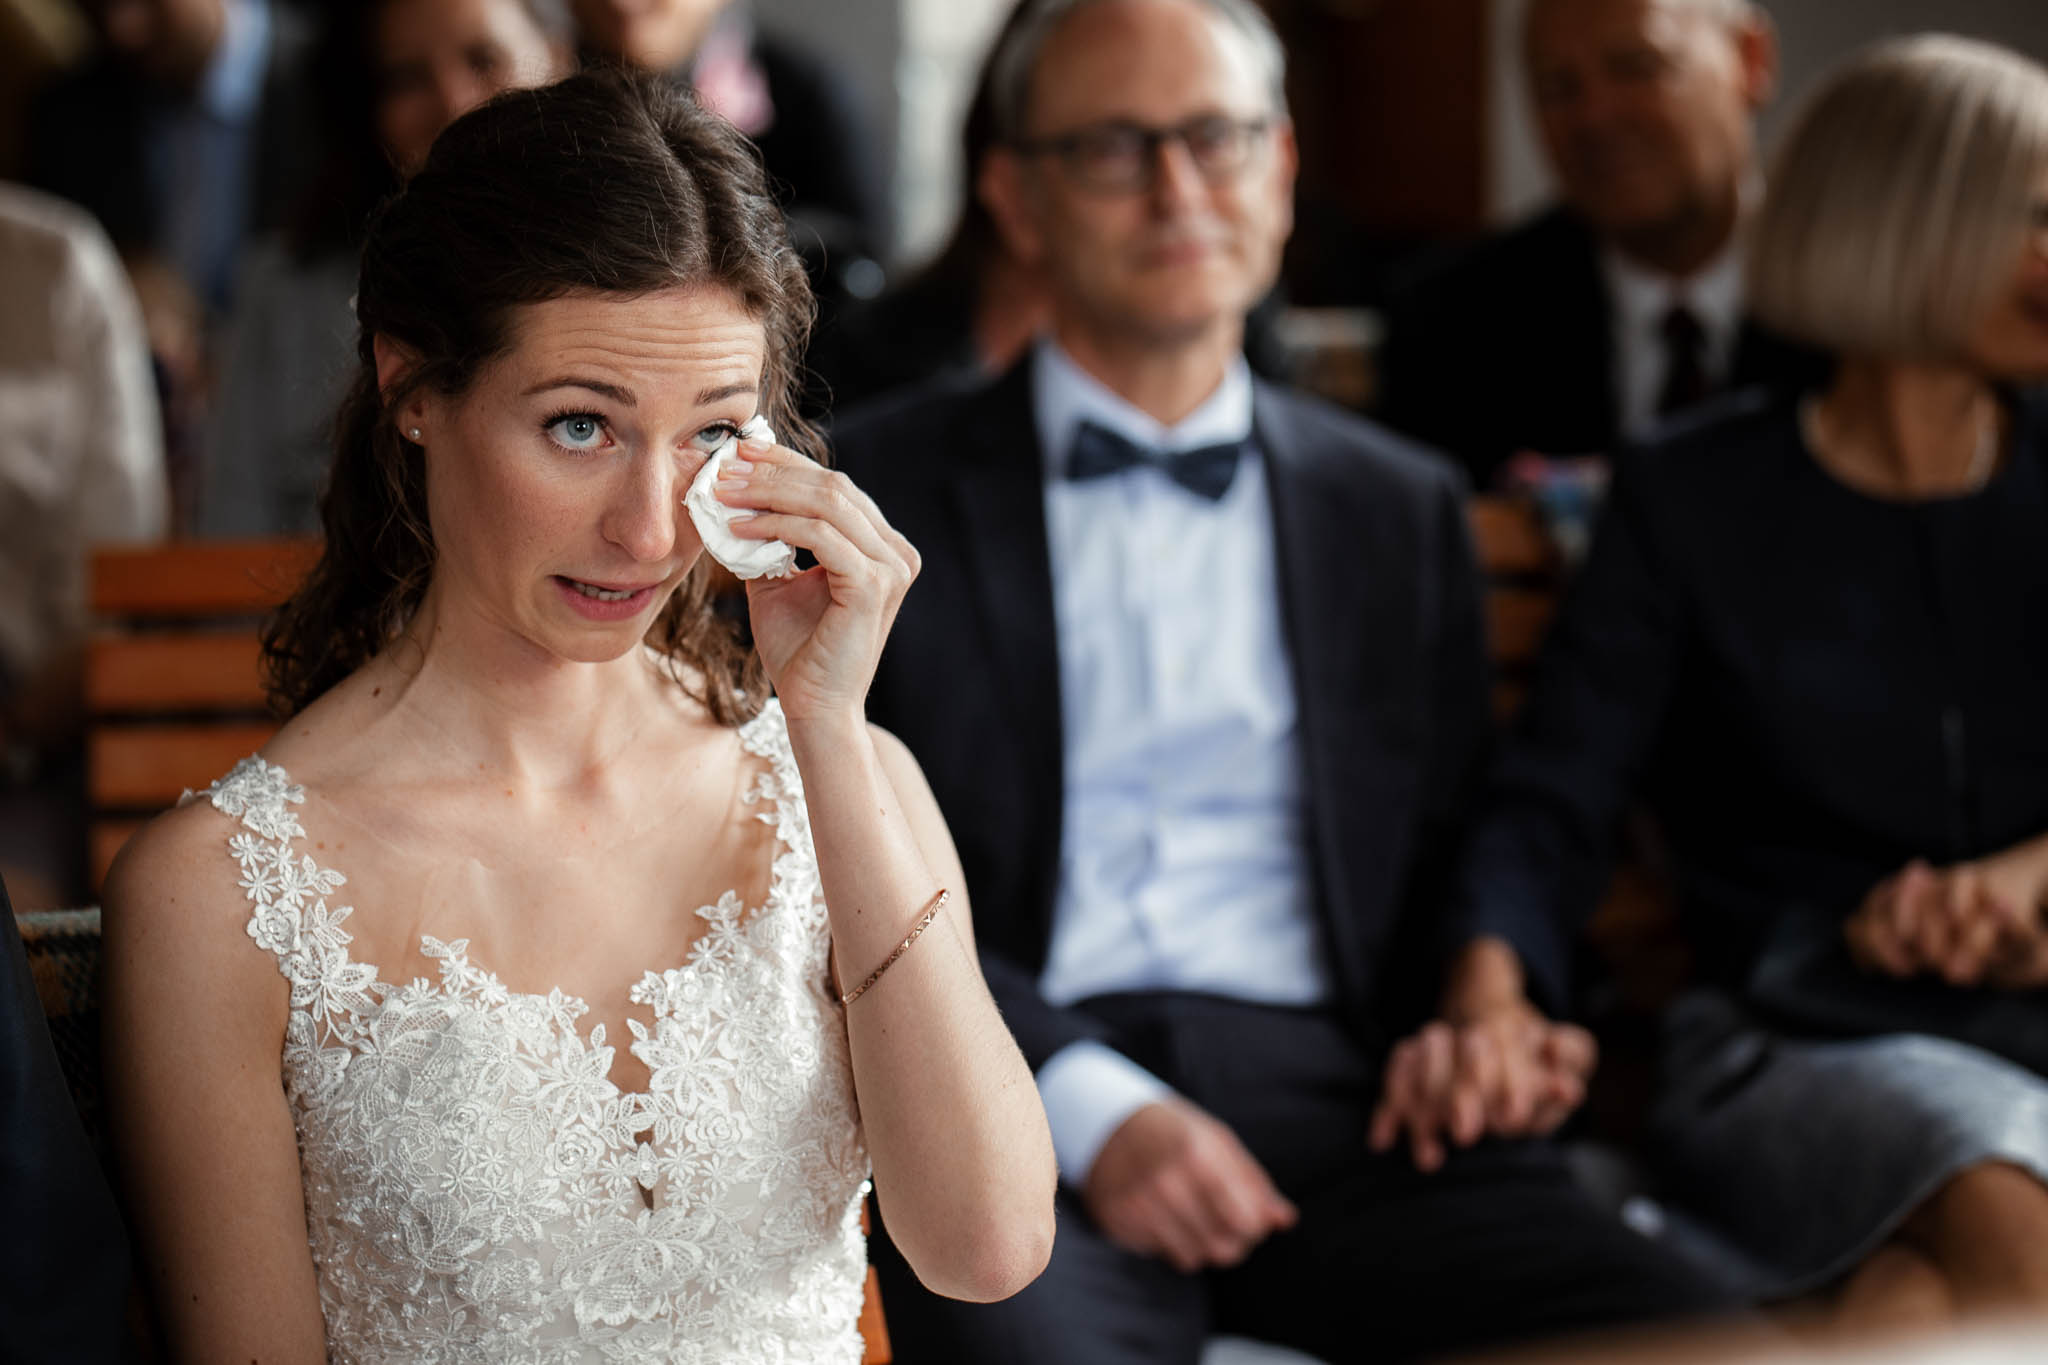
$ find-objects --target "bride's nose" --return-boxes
[600,451,681,564]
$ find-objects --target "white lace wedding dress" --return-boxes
[190,701,872,1364]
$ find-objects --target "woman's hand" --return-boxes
[1846,839,2048,988]
[715,433,920,723]
[1367,999,1597,1171]
[1366,938,1596,1172]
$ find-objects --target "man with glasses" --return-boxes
[834,1,1733,1360]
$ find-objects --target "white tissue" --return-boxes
[685,415,796,580]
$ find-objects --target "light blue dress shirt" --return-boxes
[1029,338,1330,1184]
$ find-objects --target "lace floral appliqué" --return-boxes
[203,702,870,1364]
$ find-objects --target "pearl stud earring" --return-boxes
[408,427,422,441]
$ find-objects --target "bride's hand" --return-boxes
[714,432,919,723]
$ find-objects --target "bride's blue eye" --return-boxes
[544,412,606,451]
[696,420,742,449]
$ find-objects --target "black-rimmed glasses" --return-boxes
[1011,115,1275,192]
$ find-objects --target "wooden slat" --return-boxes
[89,819,148,890]
[856,1200,889,1362]
[1468,497,1553,578]
[90,539,319,617]
[1486,587,1557,668]
[858,1269,890,1363]
[88,723,278,807]
[87,631,267,712]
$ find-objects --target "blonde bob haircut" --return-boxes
[1748,34,2048,359]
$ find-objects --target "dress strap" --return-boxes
[192,755,308,842]
[737,699,813,854]
[735,700,830,952]
[195,757,353,991]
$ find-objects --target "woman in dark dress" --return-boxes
[202,0,574,535]
[1374,34,2048,1331]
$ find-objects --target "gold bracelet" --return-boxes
[839,889,950,1007]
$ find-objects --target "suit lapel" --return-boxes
[945,358,1066,808]
[1255,385,1427,1020]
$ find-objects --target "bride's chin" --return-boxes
[543,617,673,662]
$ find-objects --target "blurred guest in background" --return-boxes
[200,0,572,537]
[572,0,891,309]
[1378,34,2048,1333]
[1377,0,1817,488]
[806,0,1049,418]
[837,1,1734,1360]
[812,0,1292,423]
[0,181,166,910]
[28,0,320,532]
[26,0,318,316]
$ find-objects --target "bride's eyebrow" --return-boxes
[523,377,635,405]
[698,382,758,404]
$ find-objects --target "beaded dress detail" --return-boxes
[194,701,870,1363]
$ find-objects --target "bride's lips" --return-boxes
[552,575,663,621]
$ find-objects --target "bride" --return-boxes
[101,69,1054,1363]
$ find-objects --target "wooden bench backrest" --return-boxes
[85,539,319,886]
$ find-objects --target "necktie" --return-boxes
[1065,420,1244,501]
[1657,304,1711,418]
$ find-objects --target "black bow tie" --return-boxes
[1065,419,1245,502]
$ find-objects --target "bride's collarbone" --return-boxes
[292,775,778,995]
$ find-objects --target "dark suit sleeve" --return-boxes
[1409,472,1495,974]
[1451,453,1685,1012]
[0,890,135,1363]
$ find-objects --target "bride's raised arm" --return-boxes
[724,435,1058,1301]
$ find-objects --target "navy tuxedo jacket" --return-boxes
[832,356,1493,1069]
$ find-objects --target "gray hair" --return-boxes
[1748,33,2048,357]
[986,0,1289,142]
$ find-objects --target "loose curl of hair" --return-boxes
[262,68,821,725]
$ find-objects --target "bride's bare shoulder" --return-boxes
[99,764,290,1017]
[103,663,394,932]
[249,659,427,800]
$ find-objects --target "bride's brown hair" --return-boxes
[261,68,819,724]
